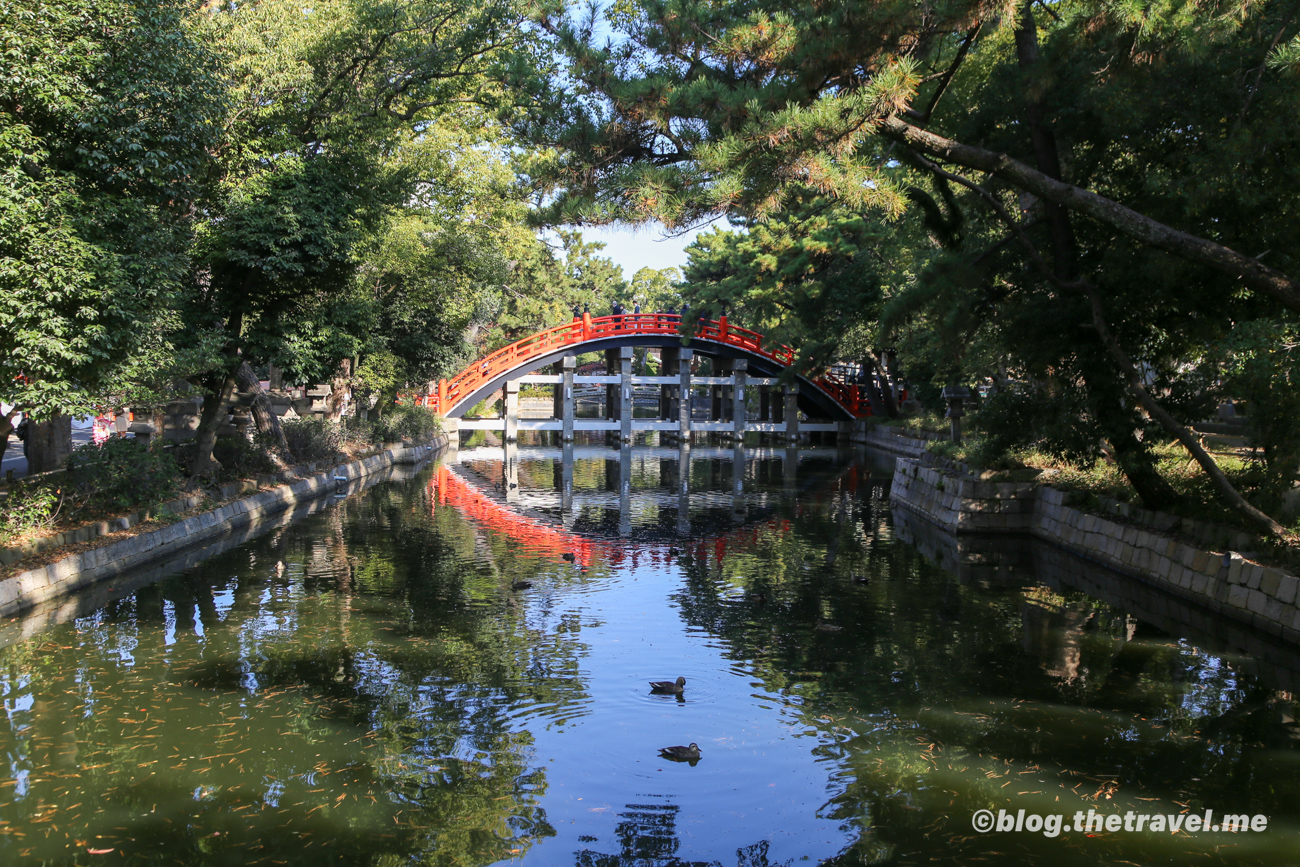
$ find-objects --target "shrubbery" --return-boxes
[66,437,184,515]
[214,436,283,480]
[372,405,440,444]
[279,418,345,463]
[0,483,62,544]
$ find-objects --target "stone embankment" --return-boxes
[887,443,1300,646]
[0,436,450,618]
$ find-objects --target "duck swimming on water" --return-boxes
[649,676,686,694]
[659,743,701,762]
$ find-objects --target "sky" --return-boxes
[569,221,716,277]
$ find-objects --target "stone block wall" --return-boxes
[891,461,1039,533]
[891,454,1300,645]
[0,436,449,618]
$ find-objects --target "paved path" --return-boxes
[2,426,94,481]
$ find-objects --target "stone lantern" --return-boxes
[941,385,971,444]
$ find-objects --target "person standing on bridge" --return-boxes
[611,300,624,330]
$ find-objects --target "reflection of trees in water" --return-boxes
[0,476,590,865]
[667,466,1300,865]
[574,802,791,867]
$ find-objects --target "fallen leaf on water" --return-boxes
[88,849,115,855]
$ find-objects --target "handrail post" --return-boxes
[437,379,447,415]
[582,311,592,342]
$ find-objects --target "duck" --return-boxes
[668,547,680,556]
[511,580,533,591]
[851,574,870,585]
[815,622,843,632]
[561,552,576,562]
[658,743,701,761]
[649,676,686,694]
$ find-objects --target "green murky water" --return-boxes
[1,441,1297,866]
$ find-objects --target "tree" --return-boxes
[492,230,628,345]
[0,0,222,457]
[182,0,551,479]
[532,0,1300,536]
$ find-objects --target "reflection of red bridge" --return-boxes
[431,466,600,567]
[429,456,870,570]
[431,314,873,421]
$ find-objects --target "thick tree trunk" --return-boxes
[326,358,352,421]
[188,369,238,486]
[0,407,15,463]
[26,413,72,475]
[878,114,1300,314]
[1107,428,1181,510]
[235,362,288,455]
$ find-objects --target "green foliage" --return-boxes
[973,388,1104,470]
[212,436,282,481]
[0,0,222,419]
[373,405,441,444]
[681,197,888,367]
[279,418,345,464]
[492,230,628,346]
[66,438,183,515]
[1214,319,1300,484]
[0,482,61,544]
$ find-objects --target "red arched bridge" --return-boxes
[430,313,872,426]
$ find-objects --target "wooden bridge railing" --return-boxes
[434,313,870,418]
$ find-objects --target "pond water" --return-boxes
[1,438,1298,866]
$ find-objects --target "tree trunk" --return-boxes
[1083,285,1291,539]
[326,358,352,421]
[26,413,72,475]
[877,114,1300,314]
[188,368,239,485]
[236,361,288,455]
[1107,428,1181,510]
[0,406,15,463]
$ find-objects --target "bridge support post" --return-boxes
[561,443,574,526]
[504,380,519,444]
[731,359,747,440]
[504,439,519,502]
[560,355,576,443]
[758,385,771,422]
[677,348,694,443]
[783,383,800,443]
[619,347,633,443]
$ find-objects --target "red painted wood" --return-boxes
[433,315,869,418]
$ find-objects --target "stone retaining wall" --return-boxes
[854,425,945,457]
[892,507,1300,693]
[0,436,449,618]
[891,454,1300,646]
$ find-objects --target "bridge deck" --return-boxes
[433,313,869,421]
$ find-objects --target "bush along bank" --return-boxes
[0,407,443,572]
[1,408,441,548]
[0,432,450,618]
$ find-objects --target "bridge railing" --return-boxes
[435,313,870,418]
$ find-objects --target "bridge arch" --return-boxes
[433,313,866,421]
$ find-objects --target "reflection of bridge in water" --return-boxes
[434,439,879,546]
